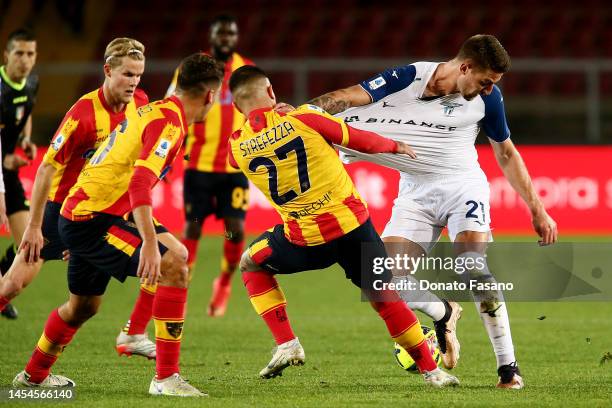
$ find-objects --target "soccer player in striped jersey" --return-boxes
[12,54,223,397]
[310,35,558,389]
[228,65,459,387]
[165,14,254,317]
[0,38,167,359]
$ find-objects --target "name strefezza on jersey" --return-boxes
[239,121,295,157]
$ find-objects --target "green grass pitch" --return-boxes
[1,236,611,407]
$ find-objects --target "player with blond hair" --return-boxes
[0,38,178,361]
[13,53,222,397]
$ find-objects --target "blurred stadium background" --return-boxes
[1,0,611,236]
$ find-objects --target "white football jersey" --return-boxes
[336,62,510,176]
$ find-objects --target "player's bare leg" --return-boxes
[239,250,304,378]
[383,236,462,369]
[14,294,103,388]
[454,231,522,389]
[208,217,244,317]
[148,248,206,397]
[117,233,188,360]
[0,210,29,319]
[0,251,44,314]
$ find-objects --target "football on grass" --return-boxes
[393,325,441,373]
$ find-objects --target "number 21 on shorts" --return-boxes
[465,200,487,226]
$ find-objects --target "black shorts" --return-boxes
[58,214,168,296]
[38,204,168,262]
[183,170,249,223]
[40,201,67,261]
[3,168,29,215]
[247,218,391,289]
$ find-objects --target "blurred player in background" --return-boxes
[310,34,558,389]
[165,14,253,317]
[228,66,459,387]
[0,28,38,319]
[0,38,165,360]
[13,53,222,397]
[0,138,7,229]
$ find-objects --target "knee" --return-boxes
[455,251,489,278]
[239,250,257,274]
[225,229,244,243]
[224,219,245,243]
[1,277,23,298]
[175,244,188,264]
[63,300,99,325]
[161,251,189,288]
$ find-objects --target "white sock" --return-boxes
[474,299,516,368]
[458,252,517,368]
[392,275,447,321]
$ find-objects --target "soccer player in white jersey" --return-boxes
[309,34,557,389]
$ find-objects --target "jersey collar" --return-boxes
[168,95,188,133]
[0,66,27,91]
[248,107,272,132]
[97,87,114,113]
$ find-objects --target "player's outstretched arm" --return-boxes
[293,109,416,157]
[490,138,558,245]
[308,85,371,115]
[19,162,56,263]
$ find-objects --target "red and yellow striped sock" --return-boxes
[242,271,295,345]
[124,283,157,335]
[153,285,187,380]
[374,300,437,373]
[25,309,79,383]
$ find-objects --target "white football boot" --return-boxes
[423,368,460,387]
[116,332,156,360]
[13,371,75,388]
[434,300,462,369]
[259,337,305,378]
[149,373,207,397]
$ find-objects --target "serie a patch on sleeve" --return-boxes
[368,76,386,90]
[154,138,171,158]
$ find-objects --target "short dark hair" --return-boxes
[229,65,267,94]
[176,53,224,96]
[457,34,510,73]
[210,14,237,29]
[6,28,36,51]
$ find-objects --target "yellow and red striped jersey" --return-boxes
[61,96,187,220]
[228,105,376,246]
[43,88,148,203]
[167,52,253,173]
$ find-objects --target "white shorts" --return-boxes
[381,171,492,253]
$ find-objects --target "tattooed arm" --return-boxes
[308,85,372,115]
